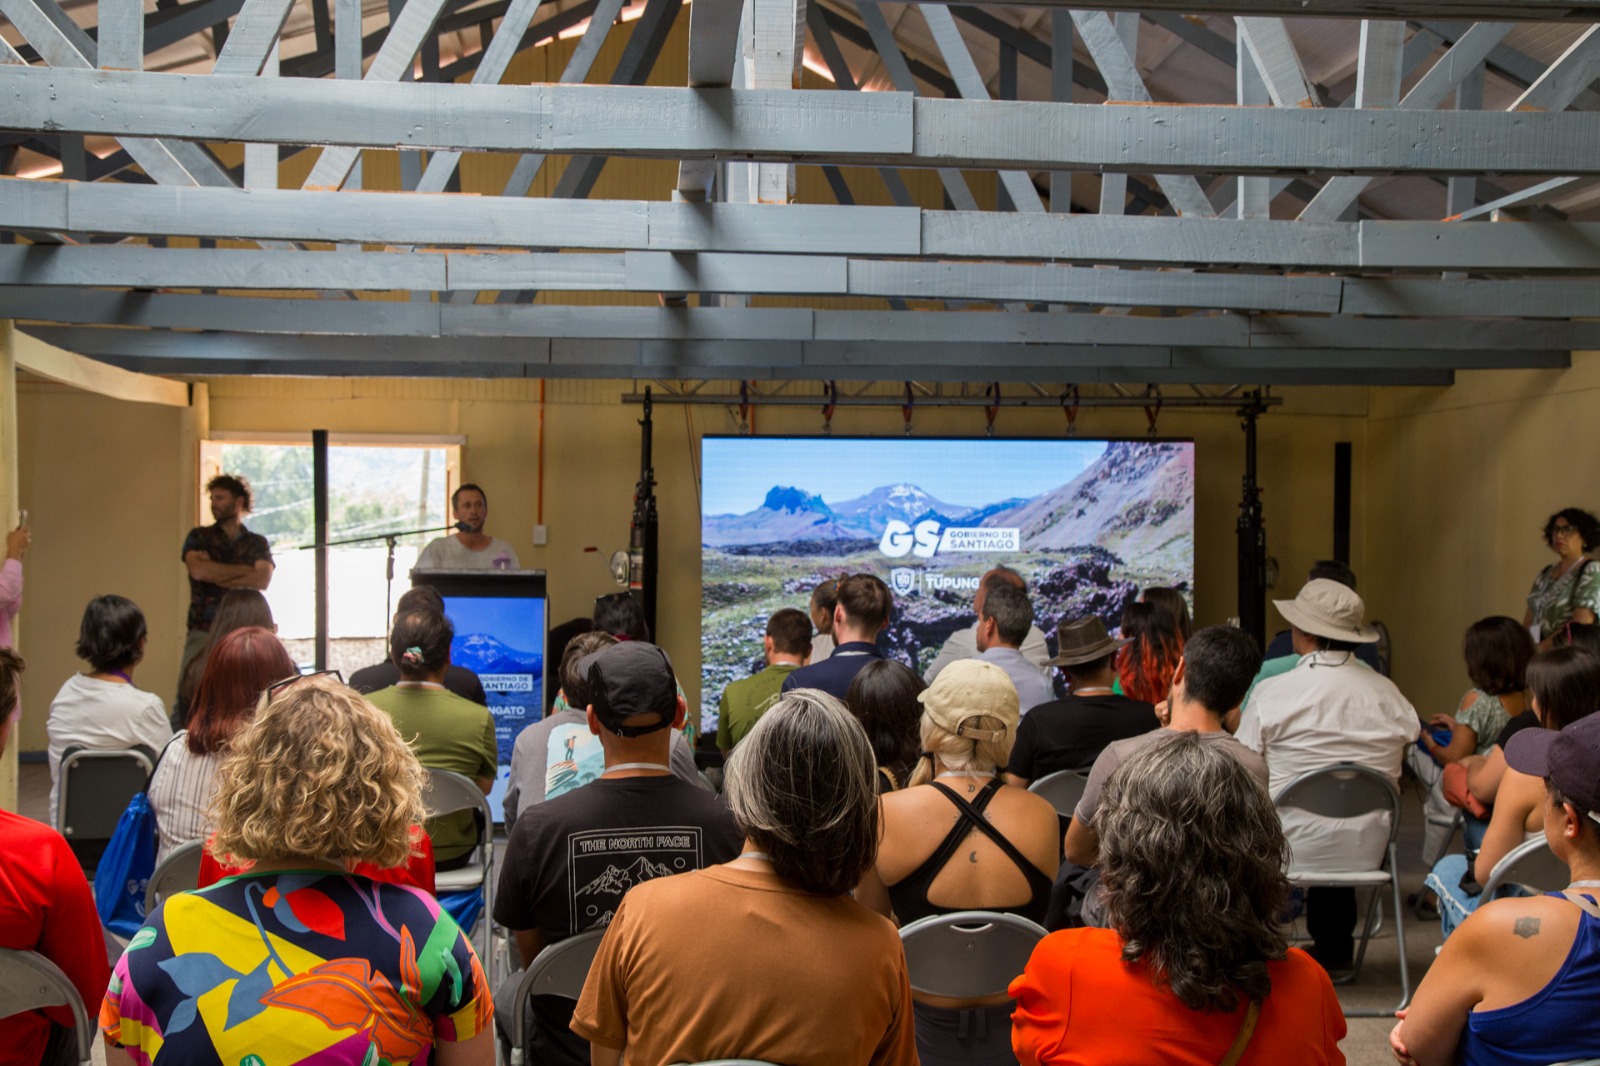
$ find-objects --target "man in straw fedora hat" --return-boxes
[1235,578,1417,973]
[1005,617,1159,789]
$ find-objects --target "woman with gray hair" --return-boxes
[571,688,917,1066]
[1012,731,1345,1064]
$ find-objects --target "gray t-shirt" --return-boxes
[1072,727,1269,828]
[415,534,521,570]
[503,709,702,824]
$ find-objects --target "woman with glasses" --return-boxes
[1525,508,1600,648]
[147,625,295,862]
[101,674,495,1066]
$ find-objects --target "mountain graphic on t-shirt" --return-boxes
[575,854,674,897]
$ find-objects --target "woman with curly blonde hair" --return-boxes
[100,674,495,1066]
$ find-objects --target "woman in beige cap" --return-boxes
[856,658,1060,1066]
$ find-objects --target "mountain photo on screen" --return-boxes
[699,438,1194,731]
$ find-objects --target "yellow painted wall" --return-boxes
[14,381,198,752]
[1364,349,1600,718]
[12,375,1372,736]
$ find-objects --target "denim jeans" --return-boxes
[1425,853,1532,940]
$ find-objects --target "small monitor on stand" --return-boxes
[411,569,547,825]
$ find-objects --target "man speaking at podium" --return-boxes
[417,483,521,570]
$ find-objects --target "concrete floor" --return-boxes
[18,760,1440,1066]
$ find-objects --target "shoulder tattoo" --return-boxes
[1513,917,1541,939]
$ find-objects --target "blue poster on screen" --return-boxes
[442,594,544,820]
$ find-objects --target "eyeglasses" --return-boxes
[1553,525,1581,539]
[266,668,343,702]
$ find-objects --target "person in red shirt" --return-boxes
[0,646,110,1066]
[1011,731,1346,1065]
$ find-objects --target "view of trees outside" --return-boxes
[219,444,449,666]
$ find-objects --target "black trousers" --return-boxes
[1306,886,1357,964]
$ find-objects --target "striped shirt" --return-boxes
[147,732,224,863]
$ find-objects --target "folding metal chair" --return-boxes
[421,768,497,983]
[1028,770,1091,820]
[56,744,155,873]
[1273,762,1409,1016]
[509,928,607,1066]
[144,838,206,912]
[1481,836,1568,899]
[0,949,94,1065]
[899,909,1049,999]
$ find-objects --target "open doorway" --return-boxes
[199,434,462,672]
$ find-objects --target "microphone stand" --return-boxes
[297,522,464,625]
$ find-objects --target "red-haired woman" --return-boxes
[1116,601,1184,705]
[148,625,296,862]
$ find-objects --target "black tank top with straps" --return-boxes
[886,778,1053,926]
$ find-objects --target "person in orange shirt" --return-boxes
[1011,731,1346,1065]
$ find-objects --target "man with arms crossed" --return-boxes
[417,483,521,570]
[180,474,273,676]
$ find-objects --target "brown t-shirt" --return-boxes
[572,864,919,1066]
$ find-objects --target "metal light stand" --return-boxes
[630,387,660,639]
[1236,390,1269,651]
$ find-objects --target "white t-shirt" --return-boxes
[415,534,521,570]
[1235,652,1416,873]
[46,673,171,825]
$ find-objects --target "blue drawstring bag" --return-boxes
[94,790,159,938]
[437,888,484,937]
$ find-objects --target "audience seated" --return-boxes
[366,609,497,869]
[1235,578,1416,972]
[148,626,296,862]
[1061,625,1266,926]
[1004,617,1157,786]
[1394,712,1600,1066]
[924,567,1050,684]
[718,607,811,752]
[975,584,1054,712]
[1425,645,1600,939]
[171,588,274,729]
[100,674,494,1065]
[541,616,594,715]
[1411,616,1533,858]
[349,585,488,705]
[1115,600,1184,704]
[782,573,893,700]
[571,689,917,1066]
[1255,561,1383,681]
[1012,732,1346,1064]
[844,658,925,792]
[855,659,1057,1066]
[0,648,111,1066]
[46,594,171,825]
[1140,586,1191,642]
[494,641,742,1065]
[807,577,839,663]
[503,632,699,824]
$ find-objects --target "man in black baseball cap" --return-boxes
[493,640,742,1063]
[582,640,680,737]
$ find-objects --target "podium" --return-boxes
[411,568,547,824]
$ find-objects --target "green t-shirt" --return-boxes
[367,683,498,861]
[717,663,800,751]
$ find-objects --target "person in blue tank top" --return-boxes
[1391,711,1600,1066]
